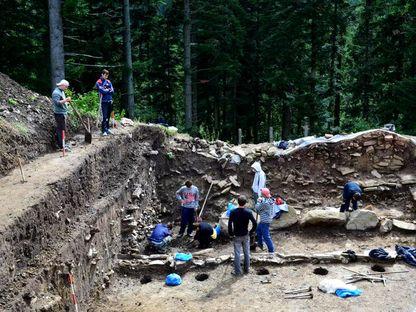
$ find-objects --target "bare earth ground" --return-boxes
[93,231,416,312]
[0,128,130,232]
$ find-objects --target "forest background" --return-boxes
[1,0,416,143]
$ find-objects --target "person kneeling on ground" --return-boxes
[228,195,257,276]
[175,180,200,238]
[340,181,363,213]
[194,222,220,249]
[255,188,275,254]
[148,223,173,253]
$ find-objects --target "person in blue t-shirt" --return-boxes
[340,181,363,212]
[148,223,173,253]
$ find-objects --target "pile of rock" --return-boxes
[170,131,415,186]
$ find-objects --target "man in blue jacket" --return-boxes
[96,69,114,136]
[148,223,173,253]
[340,181,363,212]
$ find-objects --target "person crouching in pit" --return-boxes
[148,223,173,253]
[193,222,220,249]
[340,181,363,212]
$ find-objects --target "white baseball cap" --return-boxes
[56,79,69,86]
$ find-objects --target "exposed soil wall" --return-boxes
[0,125,166,311]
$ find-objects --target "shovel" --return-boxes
[71,105,92,144]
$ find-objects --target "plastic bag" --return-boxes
[335,288,362,298]
[318,279,357,294]
[166,273,182,286]
[175,253,193,262]
[226,202,237,217]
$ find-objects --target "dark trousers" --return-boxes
[340,199,358,212]
[179,207,195,235]
[54,113,66,148]
[101,101,113,133]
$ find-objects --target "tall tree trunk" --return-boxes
[184,0,192,130]
[309,3,318,133]
[362,0,372,120]
[123,0,135,118]
[48,0,65,90]
[334,22,346,128]
[192,31,198,127]
[329,1,338,127]
[281,101,291,140]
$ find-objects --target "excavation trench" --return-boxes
[1,126,416,311]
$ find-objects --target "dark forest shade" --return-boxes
[2,0,416,141]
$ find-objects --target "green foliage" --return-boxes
[340,116,378,133]
[70,90,100,119]
[8,98,17,106]
[1,0,416,142]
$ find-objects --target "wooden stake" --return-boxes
[17,156,26,183]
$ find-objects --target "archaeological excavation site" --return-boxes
[1,75,416,312]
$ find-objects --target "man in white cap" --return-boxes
[52,79,71,151]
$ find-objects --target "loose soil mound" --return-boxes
[0,72,80,177]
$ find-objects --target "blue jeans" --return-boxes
[179,207,195,235]
[256,222,274,252]
[233,235,250,275]
[101,101,113,133]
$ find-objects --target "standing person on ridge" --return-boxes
[251,161,266,204]
[255,188,275,254]
[52,79,71,151]
[175,180,200,238]
[96,69,114,136]
[228,195,257,276]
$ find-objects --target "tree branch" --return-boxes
[65,52,103,59]
[65,62,123,68]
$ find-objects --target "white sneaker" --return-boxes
[107,129,113,135]
[102,132,108,136]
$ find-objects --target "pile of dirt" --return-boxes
[0,72,79,177]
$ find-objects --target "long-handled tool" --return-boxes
[71,105,92,144]
[198,181,214,220]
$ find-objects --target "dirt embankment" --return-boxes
[0,125,166,311]
[0,72,82,177]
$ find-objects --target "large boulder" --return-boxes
[300,208,347,227]
[379,219,393,233]
[219,210,257,236]
[392,219,416,232]
[270,206,298,230]
[345,209,379,231]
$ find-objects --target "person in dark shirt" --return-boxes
[193,222,219,249]
[228,195,257,276]
[340,181,363,212]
